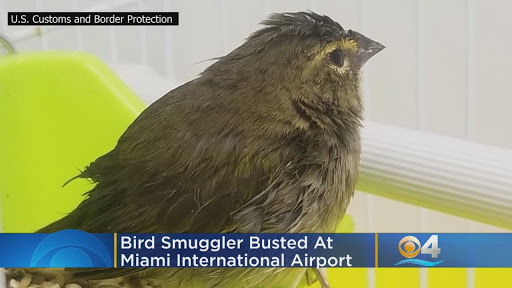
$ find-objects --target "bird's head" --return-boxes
[202,11,384,133]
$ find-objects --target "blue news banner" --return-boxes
[0,230,511,268]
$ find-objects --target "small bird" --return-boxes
[35,11,383,288]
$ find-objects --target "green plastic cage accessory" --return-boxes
[0,51,146,233]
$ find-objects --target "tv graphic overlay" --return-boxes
[2,232,512,268]
[8,12,179,26]
[377,233,512,268]
[395,235,443,266]
[378,234,444,267]
[31,230,113,267]
[115,234,376,268]
[0,232,375,268]
[0,230,114,268]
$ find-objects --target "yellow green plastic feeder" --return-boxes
[0,50,355,287]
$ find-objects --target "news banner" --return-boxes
[1,230,512,268]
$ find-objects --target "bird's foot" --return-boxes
[313,268,330,288]
[305,268,330,288]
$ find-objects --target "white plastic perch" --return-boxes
[359,122,512,230]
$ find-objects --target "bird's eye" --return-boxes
[328,49,344,67]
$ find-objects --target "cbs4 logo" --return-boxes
[399,235,441,259]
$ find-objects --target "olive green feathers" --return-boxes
[37,11,383,288]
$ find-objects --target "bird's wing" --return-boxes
[39,82,297,280]
[42,81,289,235]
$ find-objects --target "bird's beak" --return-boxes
[354,32,385,68]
